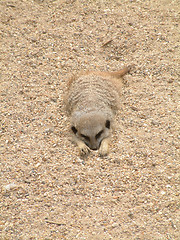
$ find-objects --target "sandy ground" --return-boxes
[0,0,179,239]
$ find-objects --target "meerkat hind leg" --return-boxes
[99,138,109,156]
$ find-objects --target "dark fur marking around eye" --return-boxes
[81,134,90,141]
[95,130,104,140]
[105,120,110,129]
[71,126,77,134]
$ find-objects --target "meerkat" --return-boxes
[64,67,129,156]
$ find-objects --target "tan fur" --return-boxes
[64,67,129,156]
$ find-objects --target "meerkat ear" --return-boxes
[105,120,110,129]
[71,126,77,134]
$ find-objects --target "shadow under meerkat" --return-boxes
[64,67,129,156]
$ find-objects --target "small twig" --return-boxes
[7,4,16,8]
[101,39,113,47]
[45,220,65,226]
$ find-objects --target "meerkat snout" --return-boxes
[71,112,111,151]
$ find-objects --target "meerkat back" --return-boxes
[65,67,129,156]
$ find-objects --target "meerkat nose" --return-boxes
[91,147,98,151]
[90,143,100,151]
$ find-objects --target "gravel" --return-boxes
[0,0,179,239]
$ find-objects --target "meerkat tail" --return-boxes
[108,66,130,78]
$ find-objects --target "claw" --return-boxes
[77,141,90,155]
[80,145,90,155]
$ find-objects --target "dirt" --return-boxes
[0,0,179,239]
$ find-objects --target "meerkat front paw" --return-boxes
[77,141,90,155]
[99,138,109,156]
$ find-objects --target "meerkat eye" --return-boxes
[71,126,77,134]
[105,120,110,129]
[81,134,90,141]
[95,130,104,140]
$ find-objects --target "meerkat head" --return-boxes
[71,112,111,150]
